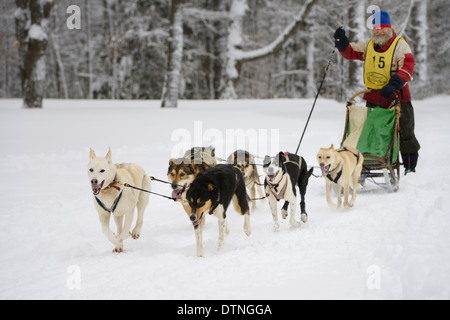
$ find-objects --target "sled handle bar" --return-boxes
[348,89,400,109]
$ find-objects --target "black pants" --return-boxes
[366,101,420,164]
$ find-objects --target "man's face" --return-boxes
[371,27,393,46]
[373,27,389,37]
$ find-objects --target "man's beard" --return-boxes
[371,28,394,47]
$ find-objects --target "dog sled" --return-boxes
[341,89,401,192]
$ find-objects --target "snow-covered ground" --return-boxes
[0,96,449,300]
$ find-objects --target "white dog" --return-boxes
[88,148,151,252]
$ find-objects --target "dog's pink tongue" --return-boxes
[92,185,102,194]
[320,164,327,175]
[172,189,182,200]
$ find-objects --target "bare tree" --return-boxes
[347,0,366,95]
[411,0,428,85]
[161,0,184,108]
[15,0,54,108]
[220,0,318,99]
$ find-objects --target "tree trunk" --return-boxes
[85,0,93,99]
[412,0,428,85]
[305,29,315,98]
[220,0,248,99]
[212,0,228,99]
[347,0,365,95]
[220,0,317,99]
[15,0,54,108]
[161,0,184,108]
[50,33,68,99]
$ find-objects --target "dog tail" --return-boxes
[143,174,152,191]
[307,167,314,178]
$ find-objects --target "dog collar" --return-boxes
[266,172,284,187]
[103,179,121,192]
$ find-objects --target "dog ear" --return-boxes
[248,153,255,165]
[105,147,112,161]
[263,155,271,166]
[330,144,334,150]
[89,148,96,161]
[278,151,286,163]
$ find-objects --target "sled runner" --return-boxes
[341,89,401,192]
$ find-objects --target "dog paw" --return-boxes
[113,247,123,253]
[290,220,301,228]
[273,223,280,232]
[131,229,141,240]
[281,209,288,219]
[301,213,308,223]
[244,227,252,237]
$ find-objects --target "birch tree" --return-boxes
[161,0,184,108]
[220,0,318,99]
[15,0,54,108]
[347,0,366,94]
[411,0,427,86]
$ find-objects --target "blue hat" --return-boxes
[372,10,391,29]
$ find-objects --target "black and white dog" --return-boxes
[186,164,251,257]
[263,152,313,231]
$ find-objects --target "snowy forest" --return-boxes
[1,0,449,108]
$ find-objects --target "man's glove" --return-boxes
[381,74,404,99]
[334,27,349,51]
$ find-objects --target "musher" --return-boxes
[334,10,420,175]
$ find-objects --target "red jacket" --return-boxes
[339,32,415,105]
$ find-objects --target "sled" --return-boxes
[341,89,401,192]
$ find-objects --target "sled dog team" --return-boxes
[88,145,364,256]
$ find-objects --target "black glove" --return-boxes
[381,74,403,99]
[334,27,349,50]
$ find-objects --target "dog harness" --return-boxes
[191,149,216,166]
[95,191,123,214]
[282,152,302,168]
[326,169,343,184]
[267,175,289,201]
[94,180,123,214]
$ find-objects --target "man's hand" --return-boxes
[381,74,403,99]
[334,27,349,50]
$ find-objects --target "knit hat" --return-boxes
[372,10,391,29]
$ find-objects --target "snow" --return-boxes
[0,96,449,300]
[28,24,47,41]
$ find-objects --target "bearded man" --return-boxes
[334,10,420,175]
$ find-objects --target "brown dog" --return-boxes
[167,147,217,215]
[226,150,265,210]
[317,145,364,208]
